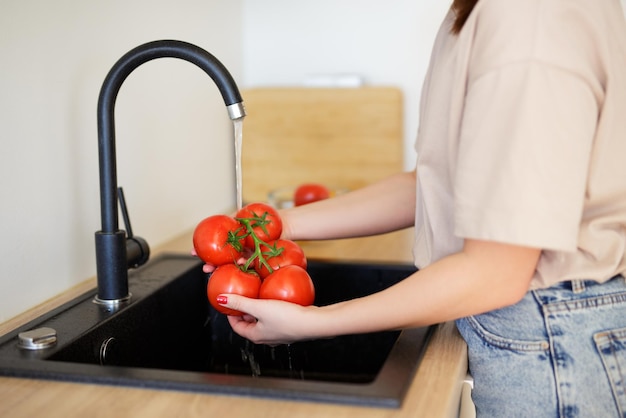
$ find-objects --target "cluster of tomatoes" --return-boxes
[193,202,314,316]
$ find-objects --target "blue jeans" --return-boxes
[456,275,626,417]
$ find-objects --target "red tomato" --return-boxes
[236,202,283,249]
[259,265,315,306]
[207,264,261,315]
[193,215,245,266]
[253,239,307,279]
[294,183,330,206]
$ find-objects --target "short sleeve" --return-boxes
[453,62,598,251]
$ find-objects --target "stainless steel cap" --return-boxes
[18,327,57,350]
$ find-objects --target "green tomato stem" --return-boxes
[235,214,282,275]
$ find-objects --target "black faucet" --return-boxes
[94,40,245,306]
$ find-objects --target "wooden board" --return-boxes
[241,87,404,203]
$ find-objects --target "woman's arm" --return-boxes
[223,239,541,345]
[192,171,415,272]
[280,170,417,241]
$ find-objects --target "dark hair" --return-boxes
[451,0,479,34]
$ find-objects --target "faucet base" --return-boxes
[93,293,132,309]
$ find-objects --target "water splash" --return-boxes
[286,344,294,378]
[240,340,261,377]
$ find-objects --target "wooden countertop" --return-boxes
[0,228,467,418]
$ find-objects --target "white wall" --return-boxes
[241,0,450,169]
[0,0,243,322]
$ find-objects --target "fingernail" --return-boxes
[216,295,228,304]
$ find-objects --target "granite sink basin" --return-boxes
[0,254,432,408]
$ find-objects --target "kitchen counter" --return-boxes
[0,228,468,418]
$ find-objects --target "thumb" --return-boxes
[218,293,257,317]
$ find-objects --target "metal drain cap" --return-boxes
[18,327,57,350]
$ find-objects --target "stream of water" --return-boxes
[230,119,302,379]
[233,119,244,211]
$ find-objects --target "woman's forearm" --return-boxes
[280,170,417,241]
[222,239,541,345]
[307,239,541,338]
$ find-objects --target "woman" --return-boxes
[215,0,626,415]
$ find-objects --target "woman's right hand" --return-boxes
[191,248,216,273]
[191,247,251,273]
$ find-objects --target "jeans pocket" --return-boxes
[594,327,626,417]
[464,315,550,352]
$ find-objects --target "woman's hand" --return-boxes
[191,248,251,273]
[191,248,215,273]
[218,294,320,345]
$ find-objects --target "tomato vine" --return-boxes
[235,214,283,275]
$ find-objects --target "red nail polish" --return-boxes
[216,295,228,304]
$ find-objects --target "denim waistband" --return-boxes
[547,274,625,293]
[533,274,626,307]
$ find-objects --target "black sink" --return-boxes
[0,254,432,408]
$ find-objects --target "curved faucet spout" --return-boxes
[95,40,245,305]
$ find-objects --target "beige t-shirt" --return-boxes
[414,0,626,289]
